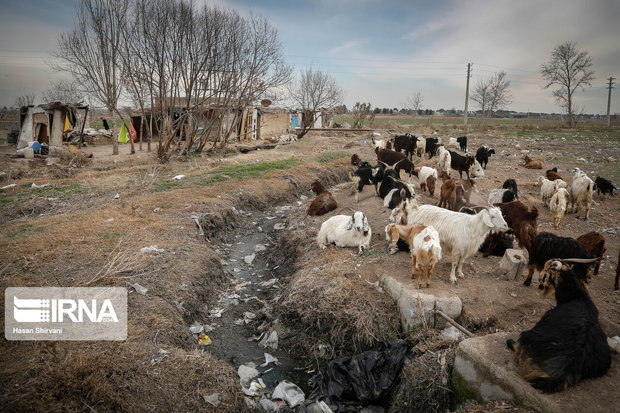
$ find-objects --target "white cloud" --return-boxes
[328,40,364,55]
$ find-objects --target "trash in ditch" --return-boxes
[273,223,286,230]
[254,244,267,252]
[259,398,288,412]
[234,318,244,325]
[203,393,220,407]
[260,353,279,367]
[242,378,265,397]
[114,193,120,199]
[197,333,212,345]
[305,400,333,413]
[307,339,407,409]
[238,362,259,388]
[203,324,216,332]
[259,328,278,350]
[189,323,203,334]
[140,245,164,254]
[261,278,278,288]
[244,253,256,265]
[243,311,256,323]
[227,294,241,299]
[130,283,148,295]
[172,174,185,180]
[150,349,170,365]
[209,308,224,318]
[272,380,305,408]
[31,183,50,189]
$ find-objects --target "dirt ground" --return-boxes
[0,126,619,411]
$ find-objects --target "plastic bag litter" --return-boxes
[243,378,265,396]
[258,328,278,350]
[1,184,17,190]
[307,339,407,411]
[260,353,279,367]
[31,183,50,189]
[244,253,256,265]
[272,380,305,408]
[172,174,185,180]
[189,323,203,334]
[197,333,212,345]
[238,362,259,388]
[203,393,220,407]
[130,283,148,295]
[140,245,164,254]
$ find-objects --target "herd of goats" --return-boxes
[305,132,618,394]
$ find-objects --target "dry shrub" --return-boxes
[57,148,93,168]
[454,400,535,412]
[0,341,246,412]
[277,269,399,359]
[389,329,457,413]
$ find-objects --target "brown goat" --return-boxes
[546,168,563,181]
[576,231,606,276]
[376,148,414,177]
[438,171,457,210]
[426,175,437,197]
[307,180,337,216]
[457,178,475,205]
[523,154,544,169]
[494,200,539,256]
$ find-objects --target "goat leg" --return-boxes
[427,262,435,288]
[449,262,458,284]
[411,254,418,281]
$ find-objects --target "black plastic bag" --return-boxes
[307,339,408,411]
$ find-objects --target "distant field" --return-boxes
[334,114,619,132]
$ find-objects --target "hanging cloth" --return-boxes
[118,122,129,143]
[130,120,137,142]
[64,114,71,131]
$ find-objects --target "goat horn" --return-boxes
[377,160,390,168]
[561,257,600,264]
[392,158,405,168]
[550,260,563,270]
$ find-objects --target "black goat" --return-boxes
[456,136,467,152]
[393,134,417,160]
[502,178,518,199]
[351,154,361,166]
[478,231,514,257]
[425,137,439,159]
[524,232,595,287]
[507,261,611,393]
[594,176,616,196]
[350,162,384,203]
[448,150,475,179]
[475,145,494,169]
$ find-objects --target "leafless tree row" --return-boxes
[53,0,291,159]
[471,71,512,117]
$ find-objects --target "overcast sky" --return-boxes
[0,0,618,114]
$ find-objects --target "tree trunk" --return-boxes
[110,109,119,155]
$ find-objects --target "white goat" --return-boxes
[437,146,451,175]
[371,136,387,150]
[488,188,515,205]
[568,169,594,220]
[447,137,459,149]
[538,176,568,206]
[412,226,443,288]
[407,205,508,283]
[317,211,371,255]
[415,138,426,157]
[549,187,569,228]
[469,160,485,178]
[389,197,419,224]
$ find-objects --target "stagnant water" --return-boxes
[200,202,313,395]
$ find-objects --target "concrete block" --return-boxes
[23,147,34,159]
[381,274,462,331]
[498,249,526,280]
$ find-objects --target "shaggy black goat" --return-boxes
[475,145,495,169]
[393,134,417,160]
[507,260,611,393]
[350,162,384,203]
[456,136,468,152]
[594,176,616,196]
[425,137,439,159]
[478,231,514,257]
[448,150,475,179]
[524,232,596,287]
[502,178,518,199]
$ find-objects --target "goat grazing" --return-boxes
[594,176,616,197]
[425,137,439,159]
[506,260,611,393]
[469,160,485,178]
[457,136,468,152]
[478,231,514,258]
[568,168,594,220]
[438,171,458,210]
[475,146,495,169]
[412,226,443,288]
[523,154,543,169]
[524,232,595,287]
[406,205,508,283]
[576,231,606,276]
[393,134,417,160]
[493,200,538,256]
[350,162,384,203]
[436,146,451,175]
[371,136,387,150]
[549,187,569,228]
[307,180,338,216]
[538,176,567,206]
[415,137,426,157]
[413,166,438,197]
[317,211,371,255]
[449,150,475,179]
[546,167,563,181]
[385,223,425,254]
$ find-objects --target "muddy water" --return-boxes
[204,203,312,394]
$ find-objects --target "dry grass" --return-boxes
[277,266,400,359]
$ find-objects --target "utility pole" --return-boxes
[606,77,615,127]
[464,63,472,126]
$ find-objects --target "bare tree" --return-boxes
[14,93,36,108]
[53,0,129,155]
[351,102,373,128]
[40,80,84,104]
[471,71,512,117]
[406,91,424,122]
[541,41,594,128]
[288,68,343,138]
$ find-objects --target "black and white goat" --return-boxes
[350,161,384,203]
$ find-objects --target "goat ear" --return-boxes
[345,216,353,230]
[363,216,369,232]
[481,210,494,227]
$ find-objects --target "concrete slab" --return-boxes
[453,332,620,413]
[381,273,462,331]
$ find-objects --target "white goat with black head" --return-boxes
[317,211,372,255]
